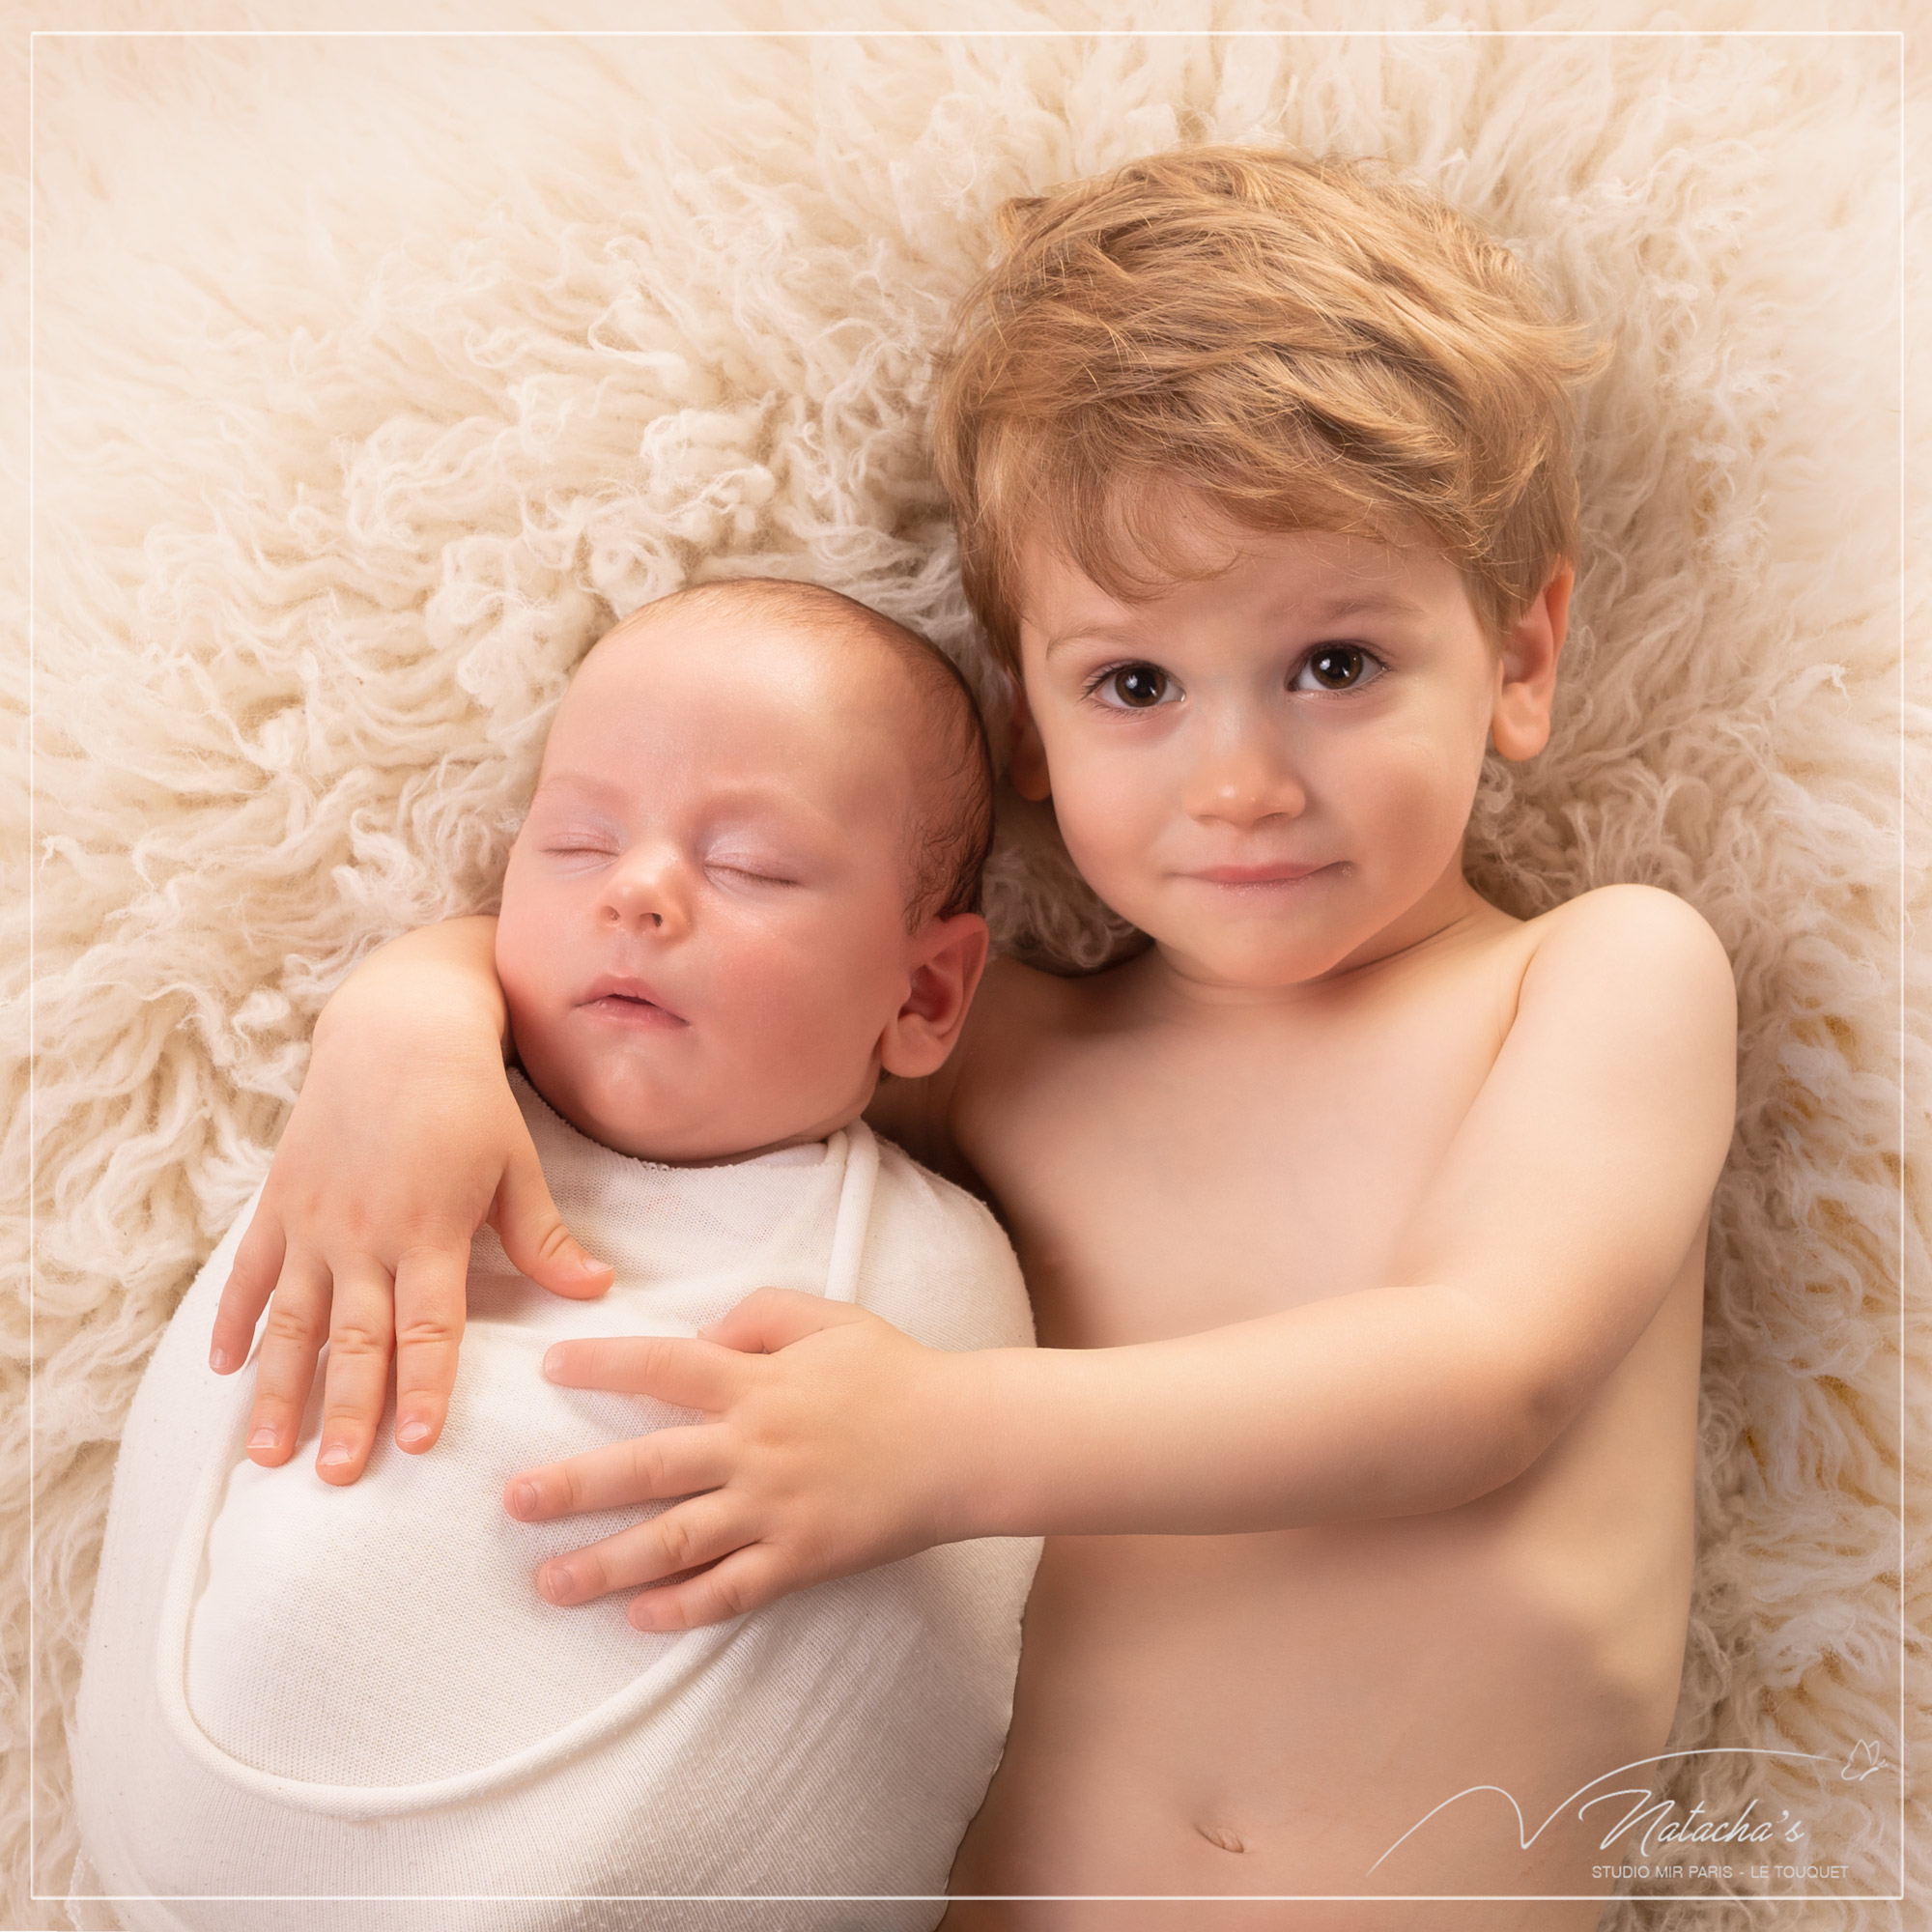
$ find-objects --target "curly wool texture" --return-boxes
[8,6,1924,1928]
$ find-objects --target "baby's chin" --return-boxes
[514,1049,848,1168]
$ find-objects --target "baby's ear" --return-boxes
[878,914,990,1078]
[1490,562,1572,761]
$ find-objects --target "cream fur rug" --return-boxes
[7,4,1924,1928]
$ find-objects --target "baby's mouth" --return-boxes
[580,978,688,1027]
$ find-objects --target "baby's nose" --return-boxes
[603,853,690,934]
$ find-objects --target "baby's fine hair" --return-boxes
[931,145,1605,667]
[616,579,994,929]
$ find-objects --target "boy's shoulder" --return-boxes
[1514,883,1734,1001]
[1482,884,1738,1086]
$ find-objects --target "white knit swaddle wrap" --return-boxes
[72,1077,1040,1932]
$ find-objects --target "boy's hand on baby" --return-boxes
[504,1289,980,1628]
[210,992,615,1486]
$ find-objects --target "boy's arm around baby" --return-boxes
[210,915,615,1483]
[516,884,1737,1628]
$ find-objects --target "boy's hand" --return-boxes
[503,1291,990,1628]
[211,918,615,1484]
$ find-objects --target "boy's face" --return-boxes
[497,611,938,1163]
[1012,515,1562,992]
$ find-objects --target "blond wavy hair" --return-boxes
[931,146,1605,668]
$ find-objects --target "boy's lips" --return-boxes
[578,975,688,1028]
[1188,862,1332,886]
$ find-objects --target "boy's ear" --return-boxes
[1490,561,1573,761]
[1009,682,1052,802]
[877,912,991,1079]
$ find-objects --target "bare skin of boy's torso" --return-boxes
[895,902,1704,1932]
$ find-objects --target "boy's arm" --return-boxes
[213,915,613,1484]
[508,886,1736,1622]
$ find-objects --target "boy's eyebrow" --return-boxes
[1296,588,1429,622]
[1040,586,1428,657]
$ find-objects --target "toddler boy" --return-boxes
[206,151,1738,1929]
[71,581,1040,1932]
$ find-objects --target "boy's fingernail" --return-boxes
[247,1427,277,1450]
[318,1441,353,1468]
[209,1345,234,1373]
[508,1481,539,1517]
[542,1347,565,1377]
[540,1563,576,1602]
[397,1417,431,1447]
[628,1595,662,1630]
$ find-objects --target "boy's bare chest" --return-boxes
[955,965,1516,1349]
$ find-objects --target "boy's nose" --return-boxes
[602,849,692,938]
[1183,719,1306,828]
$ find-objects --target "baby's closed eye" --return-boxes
[703,852,801,888]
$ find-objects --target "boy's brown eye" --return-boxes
[1305,647,1368,690]
[1108,665,1168,708]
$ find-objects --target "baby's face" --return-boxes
[497,610,930,1163]
[1013,512,1560,991]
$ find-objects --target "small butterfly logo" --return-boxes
[1841,1741,1889,1782]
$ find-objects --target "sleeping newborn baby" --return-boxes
[71,580,1040,1932]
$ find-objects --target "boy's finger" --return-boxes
[243,1252,333,1465]
[541,1334,748,1410]
[698,1286,864,1354]
[212,1201,288,1374]
[494,1145,613,1301]
[503,1422,728,1522]
[391,1240,471,1455]
[535,1492,748,1605]
[628,1547,793,1631]
[313,1263,399,1486]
